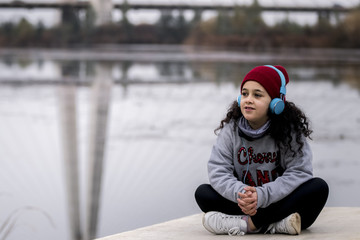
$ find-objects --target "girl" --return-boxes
[195,65,329,235]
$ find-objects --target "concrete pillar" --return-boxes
[318,10,331,23]
[85,63,113,240]
[90,0,113,26]
[60,0,80,27]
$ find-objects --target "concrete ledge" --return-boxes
[97,207,360,240]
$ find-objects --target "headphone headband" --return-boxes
[264,65,286,98]
[238,65,287,115]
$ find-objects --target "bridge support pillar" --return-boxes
[61,6,80,28]
[317,10,331,23]
[90,0,113,26]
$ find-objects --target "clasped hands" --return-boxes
[237,186,258,216]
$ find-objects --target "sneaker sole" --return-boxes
[202,212,217,234]
[289,213,301,235]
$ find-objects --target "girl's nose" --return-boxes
[245,95,254,103]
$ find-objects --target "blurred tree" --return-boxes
[195,0,266,37]
[191,9,202,26]
[132,24,157,43]
[173,10,190,42]
[342,9,360,47]
[35,21,45,39]
[14,18,34,46]
[156,10,177,43]
[50,25,72,46]
[63,6,81,32]
[0,0,359,48]
[273,18,303,35]
[33,21,47,46]
[306,11,335,47]
[185,0,268,47]
[0,22,15,45]
[184,9,207,45]
[61,6,81,44]
[231,7,247,35]
[216,9,232,35]
[314,14,332,35]
[82,6,96,44]
[269,19,309,48]
[242,0,266,36]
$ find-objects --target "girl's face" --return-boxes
[240,81,272,129]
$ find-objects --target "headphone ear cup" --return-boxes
[237,95,241,107]
[270,98,285,115]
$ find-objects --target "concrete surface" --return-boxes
[97,207,360,240]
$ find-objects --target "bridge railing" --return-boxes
[0,1,353,13]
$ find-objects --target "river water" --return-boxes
[0,45,360,240]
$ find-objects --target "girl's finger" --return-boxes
[245,186,256,192]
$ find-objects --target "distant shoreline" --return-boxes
[1,45,360,64]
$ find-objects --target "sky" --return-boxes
[0,0,358,27]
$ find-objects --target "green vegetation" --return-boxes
[1,1,360,48]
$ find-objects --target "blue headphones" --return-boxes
[237,65,287,115]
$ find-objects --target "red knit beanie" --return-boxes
[241,65,289,100]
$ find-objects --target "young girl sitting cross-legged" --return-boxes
[195,65,329,235]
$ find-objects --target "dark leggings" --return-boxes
[195,177,329,230]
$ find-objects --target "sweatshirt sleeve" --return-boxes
[208,125,246,203]
[256,136,313,208]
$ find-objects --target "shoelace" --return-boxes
[265,223,276,234]
[217,215,246,236]
[228,227,245,236]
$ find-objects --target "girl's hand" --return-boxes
[237,187,258,216]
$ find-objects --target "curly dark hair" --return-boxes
[214,100,313,157]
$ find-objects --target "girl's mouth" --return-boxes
[245,106,255,110]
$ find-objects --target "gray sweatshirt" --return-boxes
[208,118,313,209]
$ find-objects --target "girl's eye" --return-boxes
[255,94,262,98]
[242,92,248,97]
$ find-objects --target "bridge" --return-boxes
[0,0,356,26]
[0,1,353,13]
[0,1,353,12]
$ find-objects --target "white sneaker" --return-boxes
[202,211,248,236]
[266,212,301,235]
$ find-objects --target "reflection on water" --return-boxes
[1,48,360,90]
[0,47,360,240]
[58,85,81,240]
